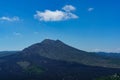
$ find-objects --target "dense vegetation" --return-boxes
[25,65,45,74]
[95,74,120,80]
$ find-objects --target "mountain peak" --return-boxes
[42,39,55,42]
[41,39,63,45]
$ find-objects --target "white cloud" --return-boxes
[0,16,20,22]
[88,8,94,12]
[62,5,76,12]
[34,5,78,22]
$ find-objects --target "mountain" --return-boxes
[0,39,120,80]
[22,39,120,68]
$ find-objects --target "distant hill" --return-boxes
[96,52,120,59]
[0,51,18,57]
[0,39,120,80]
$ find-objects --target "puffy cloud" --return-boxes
[88,8,94,12]
[62,5,76,12]
[34,10,65,21]
[34,5,78,22]
[0,16,20,22]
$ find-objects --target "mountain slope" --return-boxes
[22,39,120,68]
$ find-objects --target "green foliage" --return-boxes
[95,74,120,80]
[25,65,45,74]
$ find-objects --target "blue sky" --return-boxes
[0,0,120,52]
